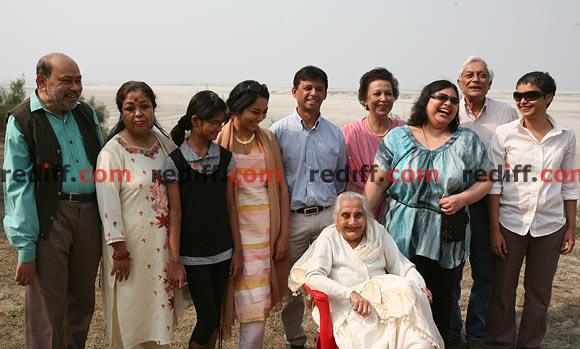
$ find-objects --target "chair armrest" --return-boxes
[304,284,329,302]
[304,284,337,349]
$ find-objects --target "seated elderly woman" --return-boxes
[289,192,444,349]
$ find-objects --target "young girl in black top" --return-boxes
[162,90,242,349]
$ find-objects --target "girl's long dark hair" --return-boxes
[170,90,227,145]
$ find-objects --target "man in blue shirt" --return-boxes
[271,65,347,348]
[3,53,103,348]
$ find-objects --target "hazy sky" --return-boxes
[1,0,579,91]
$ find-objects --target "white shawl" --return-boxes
[289,219,443,349]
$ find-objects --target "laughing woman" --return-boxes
[216,80,291,348]
[364,80,492,345]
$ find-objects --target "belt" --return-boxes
[58,192,97,202]
[291,206,327,216]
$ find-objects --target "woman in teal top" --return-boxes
[365,80,492,345]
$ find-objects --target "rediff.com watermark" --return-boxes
[3,163,579,184]
[464,164,580,183]
[0,165,132,184]
[311,165,439,183]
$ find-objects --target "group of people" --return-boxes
[2,52,576,349]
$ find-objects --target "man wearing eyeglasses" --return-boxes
[450,56,518,348]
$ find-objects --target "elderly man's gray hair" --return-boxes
[333,191,374,220]
[458,56,494,81]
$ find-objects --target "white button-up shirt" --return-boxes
[489,115,579,236]
[460,97,518,152]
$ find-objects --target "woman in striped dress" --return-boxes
[217,80,291,348]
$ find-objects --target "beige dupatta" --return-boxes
[216,120,291,335]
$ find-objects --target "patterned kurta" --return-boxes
[96,135,182,347]
[375,126,491,269]
[233,153,272,322]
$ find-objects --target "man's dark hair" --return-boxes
[293,65,328,90]
[36,56,53,77]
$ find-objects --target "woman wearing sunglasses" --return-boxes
[365,79,493,345]
[484,72,577,348]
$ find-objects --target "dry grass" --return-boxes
[0,236,320,349]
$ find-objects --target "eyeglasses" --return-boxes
[513,90,546,102]
[430,93,459,105]
[205,119,224,128]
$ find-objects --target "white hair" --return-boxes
[333,191,373,221]
[458,56,494,81]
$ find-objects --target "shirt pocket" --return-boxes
[544,148,565,169]
[317,140,340,171]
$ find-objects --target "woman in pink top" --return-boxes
[342,68,405,219]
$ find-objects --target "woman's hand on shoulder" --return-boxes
[349,291,372,317]
[438,194,467,215]
[421,287,433,303]
[229,249,244,279]
[168,259,187,288]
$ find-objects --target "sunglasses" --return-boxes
[513,90,546,102]
[430,93,459,105]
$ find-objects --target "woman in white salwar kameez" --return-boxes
[96,81,187,348]
[289,192,444,349]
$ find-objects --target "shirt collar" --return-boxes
[30,89,79,118]
[292,108,322,130]
[29,90,46,112]
[179,140,220,161]
[515,114,566,135]
[462,96,489,119]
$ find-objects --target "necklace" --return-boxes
[421,126,431,149]
[234,133,255,145]
[421,125,450,150]
[367,116,391,137]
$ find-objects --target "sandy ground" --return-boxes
[1,86,580,348]
[1,236,579,348]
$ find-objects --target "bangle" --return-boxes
[112,251,131,261]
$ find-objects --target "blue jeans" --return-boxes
[450,198,492,340]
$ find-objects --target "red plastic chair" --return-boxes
[304,285,339,349]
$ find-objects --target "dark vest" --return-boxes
[169,146,233,257]
[7,97,101,238]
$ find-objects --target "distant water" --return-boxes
[16,85,580,164]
